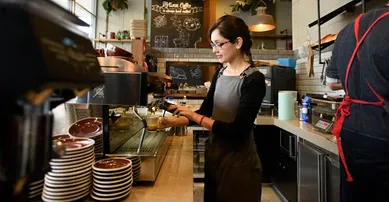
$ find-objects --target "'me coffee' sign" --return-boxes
[151,0,204,48]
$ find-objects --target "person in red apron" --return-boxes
[326,4,389,202]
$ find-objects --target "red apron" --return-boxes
[332,11,389,182]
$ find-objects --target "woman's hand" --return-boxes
[158,117,173,129]
[173,105,196,120]
[157,116,190,129]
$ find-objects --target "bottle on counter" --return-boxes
[180,96,187,106]
[301,96,311,123]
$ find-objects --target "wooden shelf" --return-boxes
[93,39,150,43]
[251,34,292,39]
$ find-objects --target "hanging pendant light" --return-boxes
[249,0,276,32]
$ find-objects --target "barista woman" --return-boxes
[158,15,266,202]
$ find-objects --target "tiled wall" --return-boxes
[295,50,344,97]
[147,48,295,74]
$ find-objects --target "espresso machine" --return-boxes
[0,0,104,201]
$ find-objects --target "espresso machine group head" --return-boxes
[0,0,104,200]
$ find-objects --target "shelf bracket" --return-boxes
[314,0,366,64]
[317,0,324,64]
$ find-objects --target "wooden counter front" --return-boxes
[125,132,193,202]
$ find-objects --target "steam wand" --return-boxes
[132,106,147,154]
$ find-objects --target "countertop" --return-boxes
[255,115,338,155]
[124,132,193,202]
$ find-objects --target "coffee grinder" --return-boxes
[0,0,104,200]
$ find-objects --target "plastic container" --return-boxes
[278,58,297,69]
[278,91,295,120]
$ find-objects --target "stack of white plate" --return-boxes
[42,137,95,202]
[91,158,133,201]
[128,156,141,181]
[68,117,103,154]
[130,19,147,39]
[28,179,44,199]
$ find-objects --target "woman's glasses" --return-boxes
[210,41,230,49]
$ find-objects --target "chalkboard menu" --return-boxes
[151,0,204,48]
[166,62,222,86]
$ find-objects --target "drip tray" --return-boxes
[106,129,174,181]
[116,147,154,153]
[113,130,168,156]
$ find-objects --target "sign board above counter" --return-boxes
[151,0,204,48]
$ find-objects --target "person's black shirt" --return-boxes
[326,6,389,140]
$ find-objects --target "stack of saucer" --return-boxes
[129,19,147,39]
[128,156,141,181]
[91,158,133,201]
[68,117,103,154]
[42,137,95,202]
[28,179,44,199]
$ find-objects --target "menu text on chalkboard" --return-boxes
[151,0,204,48]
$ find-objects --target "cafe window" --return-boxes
[51,0,97,39]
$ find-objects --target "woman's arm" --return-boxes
[158,68,222,129]
[171,71,266,135]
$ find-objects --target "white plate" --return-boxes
[51,148,94,161]
[43,181,91,194]
[45,170,91,182]
[42,186,90,201]
[28,191,42,199]
[91,188,130,201]
[93,158,132,172]
[29,182,43,191]
[93,178,133,189]
[29,187,43,195]
[93,181,132,193]
[50,159,94,174]
[133,173,140,180]
[132,163,141,169]
[64,144,94,155]
[93,167,131,176]
[50,154,94,170]
[93,174,131,185]
[49,152,94,166]
[30,179,44,186]
[44,173,91,185]
[47,166,91,177]
[56,137,95,152]
[92,185,131,198]
[44,176,91,188]
[132,166,141,173]
[93,171,132,180]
